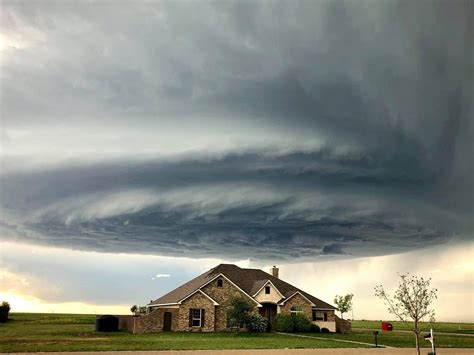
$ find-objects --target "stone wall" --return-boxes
[133,308,179,334]
[279,293,313,321]
[335,315,352,333]
[178,291,215,332]
[201,276,258,331]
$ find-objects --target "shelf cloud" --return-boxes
[0,0,472,261]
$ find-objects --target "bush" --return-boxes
[321,327,330,333]
[0,301,10,322]
[292,313,312,332]
[310,324,321,333]
[274,313,294,332]
[245,313,268,333]
[228,298,253,332]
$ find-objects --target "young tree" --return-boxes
[333,293,353,320]
[374,273,437,355]
[227,297,253,333]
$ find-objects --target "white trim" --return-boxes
[313,308,336,311]
[148,304,180,309]
[278,291,316,307]
[191,308,202,327]
[198,273,262,306]
[252,280,285,300]
[179,289,220,306]
[147,302,179,307]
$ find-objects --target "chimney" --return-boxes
[271,266,279,278]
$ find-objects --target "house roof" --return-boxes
[149,264,335,310]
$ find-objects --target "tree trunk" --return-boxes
[414,331,420,355]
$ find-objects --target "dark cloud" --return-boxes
[0,0,472,260]
[0,148,467,260]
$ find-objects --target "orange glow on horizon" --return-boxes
[0,290,130,315]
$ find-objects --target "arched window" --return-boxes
[217,279,223,287]
[290,305,303,316]
[265,286,271,294]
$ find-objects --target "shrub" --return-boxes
[310,324,321,333]
[0,301,10,322]
[245,313,268,333]
[292,313,312,332]
[274,313,294,332]
[228,297,253,332]
[321,327,330,333]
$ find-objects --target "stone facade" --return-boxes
[178,291,215,332]
[131,267,338,333]
[335,315,352,333]
[133,307,179,334]
[201,276,258,331]
[279,293,313,321]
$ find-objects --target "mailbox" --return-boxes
[381,322,393,331]
[373,330,379,347]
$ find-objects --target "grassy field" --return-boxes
[299,330,474,349]
[1,313,472,352]
[351,320,474,334]
[0,313,364,353]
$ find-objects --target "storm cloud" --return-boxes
[0,0,472,260]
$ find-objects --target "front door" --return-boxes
[163,312,172,331]
[259,304,277,331]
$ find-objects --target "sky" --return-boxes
[0,0,473,321]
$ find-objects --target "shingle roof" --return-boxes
[149,263,335,310]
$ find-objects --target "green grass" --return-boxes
[0,313,366,353]
[351,320,474,334]
[298,330,474,348]
[1,313,472,353]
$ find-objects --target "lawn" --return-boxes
[0,313,365,353]
[1,313,472,353]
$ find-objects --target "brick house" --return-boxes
[132,264,342,333]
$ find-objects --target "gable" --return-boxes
[180,289,217,307]
[201,274,261,306]
[279,291,315,306]
[253,280,285,304]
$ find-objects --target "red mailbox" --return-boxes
[381,322,393,331]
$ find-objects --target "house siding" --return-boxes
[279,293,313,321]
[133,308,179,333]
[178,291,215,332]
[254,282,283,304]
[201,276,258,331]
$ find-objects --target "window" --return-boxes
[290,305,303,316]
[217,279,223,287]
[192,308,202,327]
[312,311,327,321]
[265,286,271,294]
